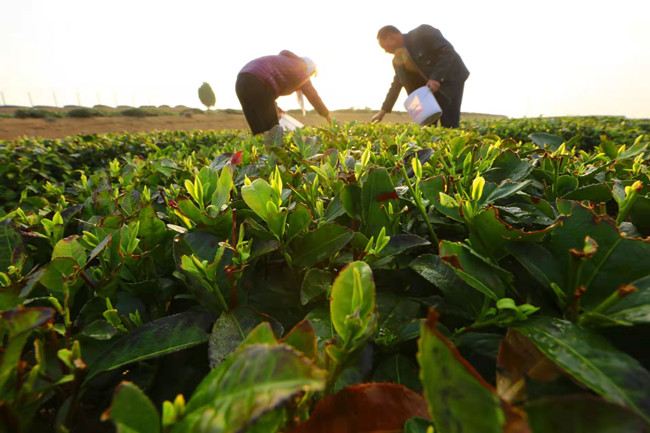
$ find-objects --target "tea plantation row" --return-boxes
[1,117,650,432]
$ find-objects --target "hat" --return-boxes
[302,57,317,77]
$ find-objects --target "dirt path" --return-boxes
[0,109,416,141]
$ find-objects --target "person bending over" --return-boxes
[236,50,331,134]
[372,25,469,128]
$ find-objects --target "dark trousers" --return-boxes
[436,80,465,128]
[397,65,465,128]
[235,73,278,135]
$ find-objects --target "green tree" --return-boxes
[198,82,216,110]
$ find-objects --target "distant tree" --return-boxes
[198,82,216,110]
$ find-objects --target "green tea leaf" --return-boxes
[361,168,399,237]
[281,319,318,361]
[39,257,78,292]
[0,220,22,272]
[0,307,55,392]
[267,210,288,240]
[419,175,446,203]
[530,132,564,151]
[449,136,469,158]
[371,354,422,392]
[482,150,533,184]
[525,395,649,432]
[378,234,430,258]
[291,223,353,268]
[549,201,650,308]
[241,178,278,222]
[177,344,326,433]
[481,179,533,206]
[470,207,549,260]
[375,292,421,347]
[603,275,650,325]
[630,196,650,237]
[176,197,234,238]
[138,204,167,251]
[563,183,613,203]
[506,242,564,293]
[555,175,579,197]
[409,253,482,318]
[52,235,86,265]
[403,416,436,433]
[285,204,312,242]
[330,261,376,346]
[208,306,284,368]
[300,268,331,305]
[439,241,511,300]
[341,183,362,220]
[599,135,619,159]
[105,381,160,433]
[241,322,278,346]
[417,309,514,432]
[86,312,216,382]
[513,316,650,423]
[305,306,334,355]
[211,166,233,211]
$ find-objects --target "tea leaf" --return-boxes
[513,316,650,423]
[361,168,399,237]
[177,344,325,433]
[86,312,216,381]
[330,261,376,346]
[525,395,649,433]
[208,306,284,368]
[104,381,160,433]
[418,309,525,432]
[291,223,353,268]
[241,178,278,222]
[0,220,22,272]
[289,383,430,433]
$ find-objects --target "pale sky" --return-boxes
[1,0,649,118]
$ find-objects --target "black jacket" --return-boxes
[381,25,469,112]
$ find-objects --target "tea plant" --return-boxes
[1,117,650,432]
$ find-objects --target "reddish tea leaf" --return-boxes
[280,319,317,361]
[440,253,463,270]
[497,329,564,405]
[230,150,243,166]
[289,383,430,433]
[376,191,399,202]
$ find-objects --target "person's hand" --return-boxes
[371,110,386,123]
[325,114,333,123]
[427,80,441,93]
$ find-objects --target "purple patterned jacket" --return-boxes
[239,50,329,117]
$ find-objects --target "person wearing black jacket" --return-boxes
[372,24,469,128]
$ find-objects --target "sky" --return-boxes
[1,0,649,119]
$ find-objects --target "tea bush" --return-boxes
[1,117,649,432]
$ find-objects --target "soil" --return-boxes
[0,106,420,141]
[0,106,505,141]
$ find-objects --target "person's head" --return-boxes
[377,25,404,54]
[302,57,317,77]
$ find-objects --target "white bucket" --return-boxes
[279,113,304,131]
[404,86,442,126]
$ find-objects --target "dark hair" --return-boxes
[377,25,401,39]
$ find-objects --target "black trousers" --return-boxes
[235,73,278,135]
[397,66,465,128]
[436,80,465,128]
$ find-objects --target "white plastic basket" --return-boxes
[279,113,304,131]
[404,86,442,126]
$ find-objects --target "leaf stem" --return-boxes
[399,164,440,252]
